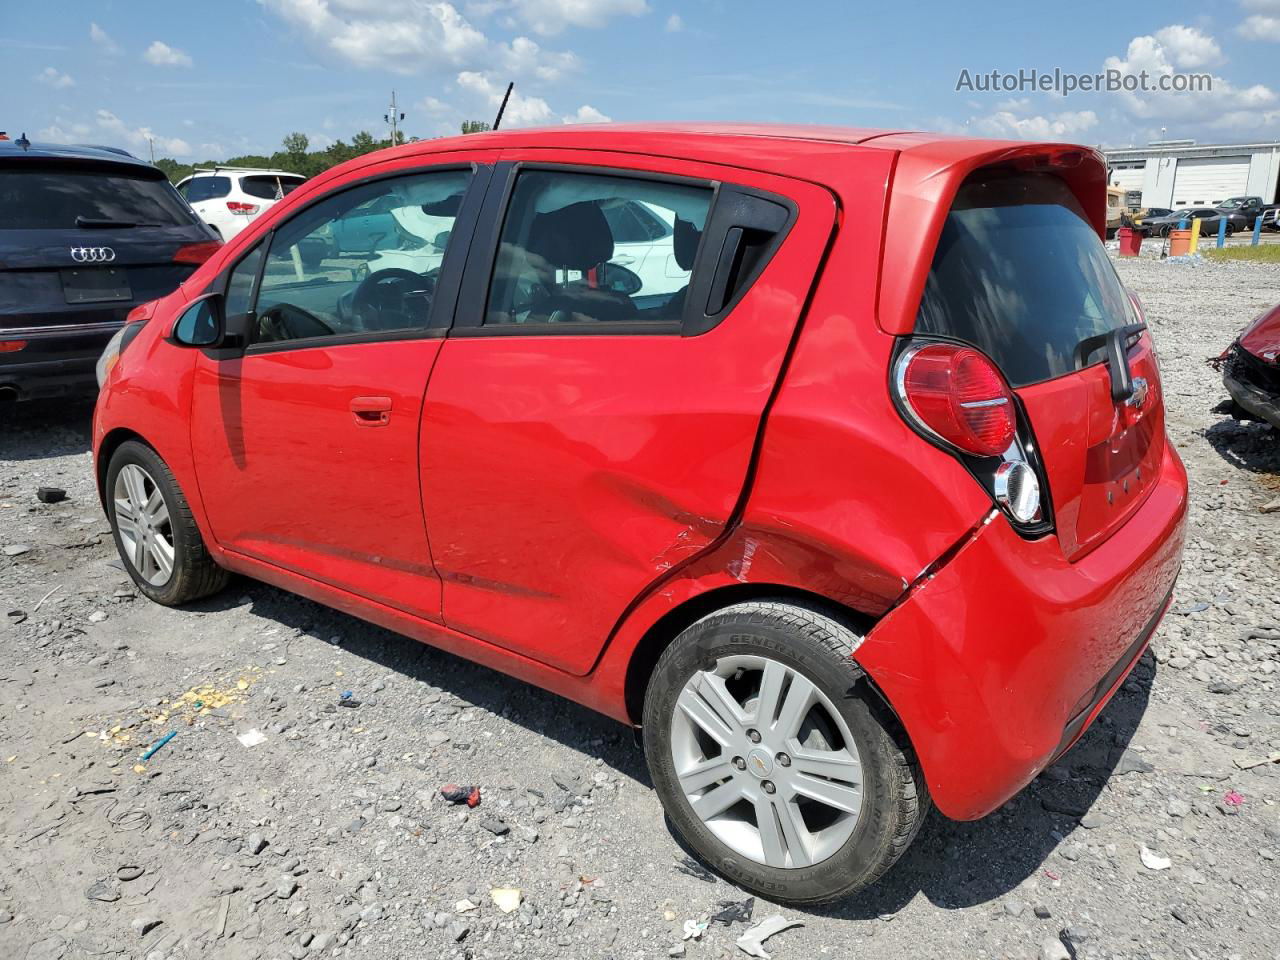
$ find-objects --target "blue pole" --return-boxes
[1217,216,1227,248]
[1253,215,1263,247]
[1178,218,1189,230]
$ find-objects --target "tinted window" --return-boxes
[0,166,197,229]
[485,171,711,326]
[185,176,232,203]
[250,169,469,346]
[227,241,265,320]
[916,172,1136,388]
[240,174,304,200]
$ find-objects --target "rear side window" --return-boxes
[915,172,1135,388]
[485,171,712,326]
[185,176,232,203]
[0,166,197,229]
[240,174,304,200]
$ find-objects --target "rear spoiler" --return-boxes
[873,137,1108,337]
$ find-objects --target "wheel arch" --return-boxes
[621,582,888,727]
[96,427,152,507]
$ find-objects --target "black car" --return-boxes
[1139,207,1231,238]
[0,138,220,401]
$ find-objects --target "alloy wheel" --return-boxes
[670,654,864,869]
[113,463,175,586]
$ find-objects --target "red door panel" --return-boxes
[421,151,837,675]
[191,340,444,620]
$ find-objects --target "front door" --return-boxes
[189,157,493,620]
[421,151,837,673]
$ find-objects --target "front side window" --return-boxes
[485,170,712,326]
[249,168,470,346]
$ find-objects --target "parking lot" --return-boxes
[1,253,1278,960]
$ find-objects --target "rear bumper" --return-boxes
[855,441,1188,820]
[0,321,117,400]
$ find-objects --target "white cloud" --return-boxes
[144,40,193,68]
[1238,14,1280,40]
[1152,25,1222,67]
[95,109,193,157]
[486,0,650,35]
[89,22,120,54]
[37,120,91,143]
[563,104,610,124]
[665,13,683,32]
[455,70,602,126]
[458,70,555,125]
[261,0,489,73]
[1103,26,1276,131]
[36,66,74,89]
[971,109,1099,140]
[499,35,578,82]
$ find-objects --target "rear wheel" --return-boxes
[642,601,929,904]
[106,440,228,605]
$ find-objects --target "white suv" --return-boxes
[175,167,306,240]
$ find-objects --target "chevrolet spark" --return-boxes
[94,125,1187,904]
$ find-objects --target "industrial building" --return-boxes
[1103,140,1280,209]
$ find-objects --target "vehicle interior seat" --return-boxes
[524,202,639,323]
[662,216,702,319]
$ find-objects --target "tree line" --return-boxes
[154,123,490,183]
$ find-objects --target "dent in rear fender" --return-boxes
[852,450,1187,820]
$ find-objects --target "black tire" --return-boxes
[642,600,929,904]
[105,440,229,605]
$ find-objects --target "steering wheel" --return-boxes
[351,267,434,330]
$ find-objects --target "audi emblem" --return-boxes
[69,246,116,263]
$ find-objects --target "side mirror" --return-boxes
[171,293,226,348]
[597,261,643,296]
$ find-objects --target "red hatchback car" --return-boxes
[93,124,1187,903]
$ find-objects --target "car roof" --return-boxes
[0,139,155,171]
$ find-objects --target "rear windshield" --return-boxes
[915,172,1135,388]
[183,176,231,203]
[240,174,304,200]
[0,165,197,230]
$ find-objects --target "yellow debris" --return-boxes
[133,764,146,774]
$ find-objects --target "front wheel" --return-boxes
[106,440,229,605]
[642,601,929,904]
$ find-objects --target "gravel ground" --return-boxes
[2,255,1278,960]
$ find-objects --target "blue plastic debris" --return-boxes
[140,730,177,762]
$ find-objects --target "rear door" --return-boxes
[0,161,213,336]
[915,170,1164,560]
[420,151,836,675]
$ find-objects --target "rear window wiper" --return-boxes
[1074,322,1147,402]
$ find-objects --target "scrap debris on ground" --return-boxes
[1,255,1278,958]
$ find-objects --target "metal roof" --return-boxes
[0,139,154,171]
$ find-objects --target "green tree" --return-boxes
[461,120,491,135]
[282,132,309,157]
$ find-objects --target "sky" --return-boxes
[2,0,1279,161]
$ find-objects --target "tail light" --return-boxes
[226,201,259,215]
[173,241,222,265]
[894,340,1047,531]
[897,344,1016,457]
[0,340,28,353]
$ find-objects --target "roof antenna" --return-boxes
[492,82,514,131]
[16,132,31,151]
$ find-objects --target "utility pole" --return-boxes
[147,136,155,163]
[384,90,405,145]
